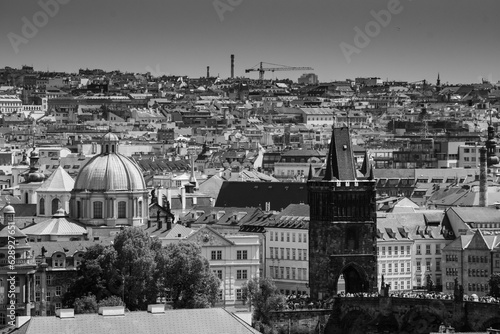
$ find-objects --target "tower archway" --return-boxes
[337,263,370,294]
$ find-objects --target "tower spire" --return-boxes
[323,126,357,181]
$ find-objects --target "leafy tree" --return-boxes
[74,294,98,314]
[155,243,220,309]
[63,244,118,307]
[242,276,286,326]
[98,295,125,308]
[113,227,161,311]
[73,294,124,314]
[488,273,500,298]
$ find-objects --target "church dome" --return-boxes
[74,154,145,191]
[102,132,119,142]
[3,205,15,214]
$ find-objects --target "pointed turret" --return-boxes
[307,164,313,180]
[368,164,375,180]
[360,150,370,176]
[323,126,357,181]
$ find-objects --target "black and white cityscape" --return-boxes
[1,1,500,333]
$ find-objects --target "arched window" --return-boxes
[138,201,143,217]
[77,201,81,218]
[25,192,28,204]
[93,201,103,219]
[51,198,60,215]
[118,201,126,218]
[74,252,84,268]
[39,198,45,215]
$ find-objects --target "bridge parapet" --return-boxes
[268,297,500,333]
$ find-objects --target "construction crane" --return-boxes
[245,62,313,80]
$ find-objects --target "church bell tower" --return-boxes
[308,126,377,300]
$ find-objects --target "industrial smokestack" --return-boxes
[207,66,210,78]
[231,54,234,79]
[479,147,488,207]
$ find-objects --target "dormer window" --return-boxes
[74,252,84,267]
[53,253,66,268]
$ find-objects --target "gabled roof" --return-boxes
[467,229,490,250]
[37,166,75,192]
[186,225,233,246]
[442,234,473,251]
[161,223,194,240]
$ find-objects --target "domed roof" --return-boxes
[3,205,15,214]
[102,132,119,142]
[74,154,145,191]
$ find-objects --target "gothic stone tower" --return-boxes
[308,126,377,300]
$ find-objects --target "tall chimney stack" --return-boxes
[479,146,488,207]
[231,54,234,79]
[207,66,210,78]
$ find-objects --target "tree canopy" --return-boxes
[242,276,286,326]
[64,227,219,311]
[155,243,220,309]
[488,273,500,298]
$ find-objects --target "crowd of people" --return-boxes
[280,291,500,311]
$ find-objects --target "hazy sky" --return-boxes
[1,0,499,84]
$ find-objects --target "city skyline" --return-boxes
[1,0,499,84]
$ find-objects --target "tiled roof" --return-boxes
[0,224,26,238]
[278,203,309,217]
[29,239,113,258]
[449,207,500,223]
[21,212,87,236]
[22,307,260,334]
[1,204,37,217]
[215,181,308,211]
[37,166,75,192]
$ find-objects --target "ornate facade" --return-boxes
[69,133,149,227]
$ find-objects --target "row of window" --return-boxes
[468,269,488,277]
[379,245,411,256]
[468,255,489,263]
[269,247,307,261]
[269,266,308,281]
[416,244,442,255]
[416,260,440,272]
[210,250,248,260]
[446,268,459,276]
[270,231,307,244]
[446,254,458,262]
[380,262,411,274]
